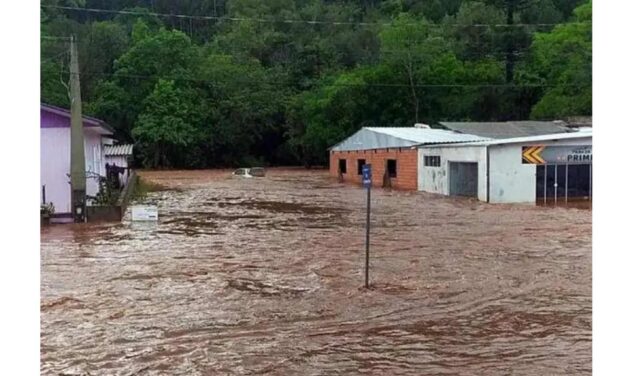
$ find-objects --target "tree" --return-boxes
[198,53,291,166]
[90,27,201,141]
[522,0,591,118]
[42,0,593,167]
[80,20,129,99]
[132,80,201,167]
[379,13,450,123]
[442,1,505,61]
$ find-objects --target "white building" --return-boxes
[418,129,592,204]
[41,104,114,221]
[41,104,135,222]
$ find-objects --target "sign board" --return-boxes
[362,164,372,188]
[131,206,158,221]
[522,145,592,164]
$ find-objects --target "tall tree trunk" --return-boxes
[405,56,419,123]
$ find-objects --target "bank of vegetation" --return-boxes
[41,0,591,168]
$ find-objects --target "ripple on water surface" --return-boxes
[40,169,592,375]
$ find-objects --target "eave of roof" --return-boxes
[438,121,575,139]
[421,128,592,148]
[330,127,490,151]
[365,127,489,144]
[41,103,115,134]
[104,144,134,156]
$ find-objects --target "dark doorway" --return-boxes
[386,159,397,178]
[536,164,591,207]
[357,159,366,175]
[449,162,478,197]
[339,159,347,174]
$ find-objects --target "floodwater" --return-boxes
[41,169,592,375]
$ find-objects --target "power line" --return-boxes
[41,35,72,41]
[379,49,532,57]
[41,5,591,29]
[58,70,590,89]
[41,50,69,64]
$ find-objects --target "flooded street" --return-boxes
[41,169,591,375]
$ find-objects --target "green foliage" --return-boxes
[522,0,591,118]
[41,0,591,168]
[132,80,202,167]
[91,177,121,206]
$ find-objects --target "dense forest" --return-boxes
[41,0,591,168]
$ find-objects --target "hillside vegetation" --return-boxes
[41,0,591,167]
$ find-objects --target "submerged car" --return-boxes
[232,167,266,178]
[249,167,266,177]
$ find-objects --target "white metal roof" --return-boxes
[422,128,592,148]
[104,144,134,156]
[330,127,489,151]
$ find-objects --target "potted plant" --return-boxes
[41,203,55,226]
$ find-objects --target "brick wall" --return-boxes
[329,148,418,190]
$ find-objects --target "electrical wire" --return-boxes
[41,5,591,29]
[57,70,590,89]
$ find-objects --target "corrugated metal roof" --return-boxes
[330,127,490,151]
[422,128,592,148]
[104,144,134,156]
[439,121,575,139]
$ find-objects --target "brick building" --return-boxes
[329,127,486,190]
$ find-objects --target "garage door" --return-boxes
[449,162,478,197]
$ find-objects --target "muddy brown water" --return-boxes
[41,169,591,375]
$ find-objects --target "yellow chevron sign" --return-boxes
[522,145,546,164]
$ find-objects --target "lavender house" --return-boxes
[40,103,116,222]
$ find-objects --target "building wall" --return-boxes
[41,128,71,214]
[85,128,106,200]
[488,145,536,203]
[418,137,593,203]
[418,146,488,201]
[40,127,106,214]
[329,148,418,190]
[488,138,593,203]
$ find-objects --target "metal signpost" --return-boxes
[362,164,372,288]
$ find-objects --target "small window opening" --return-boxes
[387,159,397,178]
[424,155,441,167]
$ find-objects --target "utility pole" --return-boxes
[362,164,372,288]
[69,35,86,222]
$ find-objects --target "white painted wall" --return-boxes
[488,145,536,203]
[488,138,593,203]
[418,146,488,201]
[41,128,107,214]
[85,128,106,201]
[40,128,71,214]
[418,136,592,204]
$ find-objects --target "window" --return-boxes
[386,159,397,178]
[339,159,347,174]
[357,159,366,175]
[424,155,441,167]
